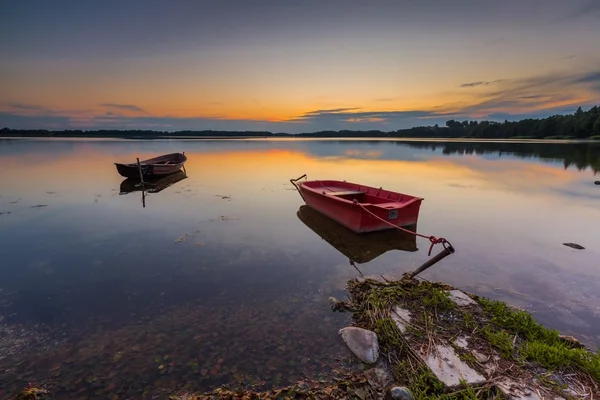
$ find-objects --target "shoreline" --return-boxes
[2,135,600,143]
[16,276,599,400]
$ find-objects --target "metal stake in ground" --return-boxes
[405,243,455,279]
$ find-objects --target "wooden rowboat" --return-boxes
[297,205,417,264]
[291,175,424,233]
[114,152,187,178]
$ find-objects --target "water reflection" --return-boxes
[402,141,600,174]
[1,138,600,398]
[297,205,418,265]
[119,170,188,207]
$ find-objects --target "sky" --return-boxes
[1,0,600,133]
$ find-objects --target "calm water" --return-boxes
[1,138,599,398]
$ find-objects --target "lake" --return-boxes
[1,138,599,399]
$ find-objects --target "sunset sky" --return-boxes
[1,0,599,133]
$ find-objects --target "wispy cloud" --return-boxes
[552,0,600,22]
[9,103,49,112]
[459,80,504,88]
[2,68,599,133]
[100,103,145,113]
[449,68,600,116]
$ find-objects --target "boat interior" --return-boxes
[304,180,420,207]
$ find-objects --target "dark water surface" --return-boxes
[1,138,599,398]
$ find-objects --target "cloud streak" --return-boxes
[459,80,504,88]
[100,103,145,113]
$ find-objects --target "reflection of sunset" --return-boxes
[1,144,586,208]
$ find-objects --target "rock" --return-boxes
[419,344,486,388]
[495,378,541,400]
[563,242,585,250]
[472,350,489,363]
[365,366,394,389]
[385,386,414,400]
[390,306,412,334]
[339,327,380,364]
[447,290,476,306]
[558,334,585,349]
[329,297,350,312]
[454,336,469,349]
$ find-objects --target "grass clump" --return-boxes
[422,287,456,311]
[482,326,514,358]
[478,297,559,344]
[520,342,600,381]
[478,296,600,382]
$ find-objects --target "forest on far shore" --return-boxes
[1,106,599,139]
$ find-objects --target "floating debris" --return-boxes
[30,204,47,209]
[563,242,585,250]
[195,241,205,247]
[174,233,191,243]
[595,181,599,185]
[208,215,240,222]
[0,212,10,216]
[216,195,231,200]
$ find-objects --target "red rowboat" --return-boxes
[291,175,424,234]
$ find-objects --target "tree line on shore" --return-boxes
[401,141,600,174]
[1,106,599,139]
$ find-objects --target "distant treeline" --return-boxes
[298,106,600,139]
[402,141,600,174]
[1,106,599,139]
[0,128,279,138]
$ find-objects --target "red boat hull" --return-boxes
[297,179,423,234]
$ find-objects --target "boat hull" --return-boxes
[297,180,423,234]
[114,152,187,178]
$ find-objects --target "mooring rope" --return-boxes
[353,200,452,256]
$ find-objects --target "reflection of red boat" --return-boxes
[297,205,417,264]
[291,176,424,233]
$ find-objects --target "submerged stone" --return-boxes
[365,366,394,389]
[339,327,380,364]
[447,290,476,306]
[419,344,486,388]
[329,296,350,312]
[385,386,414,400]
[563,242,585,250]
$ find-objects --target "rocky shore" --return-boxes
[14,276,600,400]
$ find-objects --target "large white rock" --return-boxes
[447,290,477,306]
[419,344,486,388]
[339,327,380,364]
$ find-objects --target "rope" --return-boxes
[353,200,451,256]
